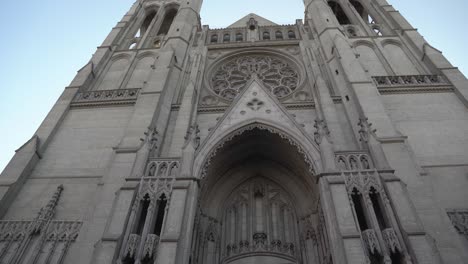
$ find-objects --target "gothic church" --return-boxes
[1,0,468,263]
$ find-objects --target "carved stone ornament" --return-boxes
[185,124,201,149]
[362,229,381,255]
[124,234,141,259]
[0,185,82,264]
[211,55,300,100]
[342,171,389,206]
[314,119,331,145]
[358,117,377,143]
[142,234,159,260]
[382,228,402,254]
[447,210,468,238]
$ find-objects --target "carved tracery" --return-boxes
[220,178,299,262]
[210,55,300,100]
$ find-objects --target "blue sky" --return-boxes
[0,0,466,172]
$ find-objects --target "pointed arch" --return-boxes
[194,120,321,181]
[157,5,179,36]
[328,1,350,25]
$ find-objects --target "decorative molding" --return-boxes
[335,151,374,171]
[314,119,331,145]
[145,159,180,178]
[447,209,468,238]
[372,75,454,94]
[71,88,140,107]
[362,229,381,255]
[358,118,377,144]
[382,228,402,254]
[0,186,82,264]
[197,102,316,113]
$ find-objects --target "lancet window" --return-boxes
[141,11,157,37]
[157,8,178,36]
[328,1,350,25]
[344,172,409,264]
[119,160,179,264]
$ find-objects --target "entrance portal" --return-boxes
[191,127,324,264]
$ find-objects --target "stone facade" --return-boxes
[1,0,467,263]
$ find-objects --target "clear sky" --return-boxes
[0,0,466,173]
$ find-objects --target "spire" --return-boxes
[30,185,64,234]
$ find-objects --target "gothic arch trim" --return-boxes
[380,39,403,48]
[194,120,320,182]
[143,3,160,13]
[353,39,375,49]
[135,50,157,60]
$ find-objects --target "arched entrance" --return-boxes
[191,125,329,264]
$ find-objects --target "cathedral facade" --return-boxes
[1,0,467,263]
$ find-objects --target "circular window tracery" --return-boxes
[210,55,300,100]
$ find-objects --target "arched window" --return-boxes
[347,27,357,37]
[223,33,230,42]
[328,1,351,25]
[288,30,296,39]
[141,11,157,36]
[350,0,366,19]
[263,31,270,40]
[211,34,218,43]
[275,31,283,40]
[235,33,243,41]
[157,8,178,36]
[351,188,370,231]
[372,25,382,36]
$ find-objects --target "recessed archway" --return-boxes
[192,126,321,264]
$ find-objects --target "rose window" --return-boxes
[210,55,300,100]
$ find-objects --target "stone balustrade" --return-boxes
[372,75,453,94]
[382,228,402,254]
[145,159,180,177]
[361,229,381,255]
[71,88,141,107]
[373,75,447,87]
[123,234,141,260]
[207,24,300,45]
[142,234,160,260]
[335,151,374,171]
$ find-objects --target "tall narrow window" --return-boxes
[350,0,366,20]
[328,1,351,25]
[351,189,369,231]
[136,195,151,235]
[369,188,389,230]
[154,194,167,236]
[141,11,157,36]
[158,9,178,36]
